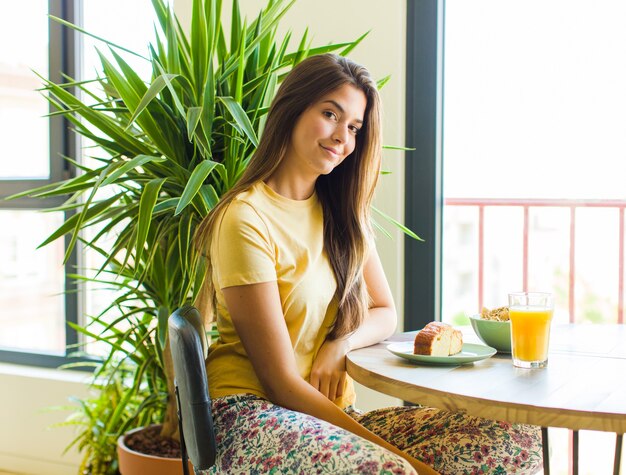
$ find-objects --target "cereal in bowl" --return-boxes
[480,306,510,321]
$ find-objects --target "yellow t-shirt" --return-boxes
[206,181,356,408]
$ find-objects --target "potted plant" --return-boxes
[10,0,378,473]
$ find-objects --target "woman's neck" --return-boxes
[264,167,316,201]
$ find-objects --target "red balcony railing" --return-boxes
[444,198,626,324]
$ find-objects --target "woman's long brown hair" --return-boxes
[194,53,382,339]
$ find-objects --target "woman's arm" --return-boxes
[310,246,397,400]
[348,245,398,349]
[221,281,436,475]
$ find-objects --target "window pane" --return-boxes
[443,0,626,201]
[0,210,65,353]
[0,1,50,179]
[442,0,626,324]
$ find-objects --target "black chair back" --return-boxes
[169,305,217,473]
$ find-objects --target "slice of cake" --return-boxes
[413,322,463,356]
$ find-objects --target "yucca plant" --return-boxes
[9,0,371,471]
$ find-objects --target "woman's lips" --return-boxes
[321,145,340,157]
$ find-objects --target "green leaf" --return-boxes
[200,59,215,144]
[377,74,391,90]
[191,0,208,95]
[150,0,168,33]
[63,173,117,264]
[216,20,228,60]
[382,144,416,151]
[246,10,263,77]
[218,96,258,147]
[103,49,184,161]
[178,213,192,277]
[153,197,179,214]
[165,3,181,75]
[372,218,393,239]
[234,19,247,103]
[220,0,296,80]
[230,0,242,53]
[37,73,153,156]
[209,0,222,57]
[282,42,353,63]
[186,106,203,141]
[340,30,370,56]
[48,15,148,60]
[103,379,136,434]
[199,184,219,211]
[157,306,169,351]
[372,206,423,241]
[175,160,221,215]
[67,322,138,362]
[293,27,310,65]
[153,60,186,119]
[100,154,165,187]
[136,178,167,266]
[258,5,276,65]
[125,74,179,130]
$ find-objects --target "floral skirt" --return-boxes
[208,394,542,475]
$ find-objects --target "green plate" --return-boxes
[387,341,497,365]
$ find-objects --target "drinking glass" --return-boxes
[508,292,554,368]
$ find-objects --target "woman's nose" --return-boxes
[332,125,348,143]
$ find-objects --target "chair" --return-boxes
[169,305,217,474]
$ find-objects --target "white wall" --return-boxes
[0,2,408,473]
[0,364,89,475]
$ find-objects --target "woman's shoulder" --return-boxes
[212,185,274,255]
[217,183,270,233]
[226,181,266,205]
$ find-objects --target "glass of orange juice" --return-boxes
[508,292,554,368]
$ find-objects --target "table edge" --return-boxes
[346,349,626,433]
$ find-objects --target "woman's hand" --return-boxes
[309,338,351,401]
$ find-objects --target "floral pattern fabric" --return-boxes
[208,394,542,475]
[353,405,542,475]
[210,394,416,474]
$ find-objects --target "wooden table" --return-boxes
[346,324,626,474]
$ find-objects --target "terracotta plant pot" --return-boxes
[117,425,194,475]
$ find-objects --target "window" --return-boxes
[0,0,163,366]
[405,0,626,328]
[441,0,626,326]
[0,0,77,366]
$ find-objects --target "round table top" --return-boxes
[346,324,626,433]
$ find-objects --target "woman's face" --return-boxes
[284,83,367,179]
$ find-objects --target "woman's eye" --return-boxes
[349,125,361,135]
[323,110,337,120]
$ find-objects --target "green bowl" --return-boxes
[469,315,512,353]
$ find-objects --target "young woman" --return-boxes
[195,54,542,475]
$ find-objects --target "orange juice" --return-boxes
[509,306,553,362]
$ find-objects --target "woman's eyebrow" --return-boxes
[322,100,364,124]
